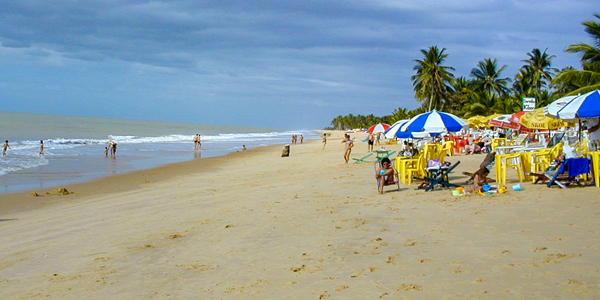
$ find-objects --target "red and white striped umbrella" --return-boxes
[365,123,391,134]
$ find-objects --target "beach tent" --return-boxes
[399,110,468,135]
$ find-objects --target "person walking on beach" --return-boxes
[322,133,327,151]
[300,135,304,144]
[3,140,11,156]
[342,134,354,164]
[367,133,374,152]
[39,140,44,156]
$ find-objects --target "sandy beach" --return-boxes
[1,131,600,299]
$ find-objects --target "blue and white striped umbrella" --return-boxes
[384,119,409,139]
[557,90,600,120]
[400,110,468,134]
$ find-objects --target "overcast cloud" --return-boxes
[0,0,596,129]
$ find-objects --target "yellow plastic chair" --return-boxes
[495,152,525,184]
[396,155,420,184]
[490,138,507,152]
[403,154,424,185]
[442,140,454,157]
[534,142,564,170]
[575,138,589,155]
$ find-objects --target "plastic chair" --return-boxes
[442,140,454,157]
[402,154,424,185]
[490,138,507,152]
[495,152,525,184]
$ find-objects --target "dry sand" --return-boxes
[1,131,600,299]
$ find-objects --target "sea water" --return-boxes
[0,111,318,194]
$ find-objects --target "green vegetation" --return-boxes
[328,14,600,130]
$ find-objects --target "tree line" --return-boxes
[328,14,600,130]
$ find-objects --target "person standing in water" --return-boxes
[39,140,44,156]
[3,140,11,156]
[193,134,199,150]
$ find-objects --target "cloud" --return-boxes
[0,0,597,128]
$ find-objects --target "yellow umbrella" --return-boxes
[485,114,502,122]
[466,115,488,127]
[518,108,573,130]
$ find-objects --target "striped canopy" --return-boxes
[384,119,409,139]
[557,90,600,120]
[399,110,468,134]
[366,123,391,134]
[544,95,578,118]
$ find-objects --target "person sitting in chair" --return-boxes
[376,157,397,194]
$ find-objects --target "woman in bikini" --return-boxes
[342,134,353,163]
[376,157,397,194]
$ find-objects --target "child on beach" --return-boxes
[473,167,489,190]
[3,140,11,156]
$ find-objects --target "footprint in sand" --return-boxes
[397,283,423,291]
[542,253,581,264]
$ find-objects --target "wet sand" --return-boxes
[1,131,600,299]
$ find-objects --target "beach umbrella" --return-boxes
[488,114,524,130]
[384,119,409,139]
[466,115,489,128]
[544,95,578,118]
[399,110,468,134]
[518,108,572,130]
[510,111,527,124]
[557,90,600,120]
[366,123,391,134]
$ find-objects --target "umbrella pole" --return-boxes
[578,119,582,156]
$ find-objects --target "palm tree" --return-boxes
[553,14,600,94]
[447,76,475,116]
[411,46,455,111]
[521,48,557,93]
[470,58,511,97]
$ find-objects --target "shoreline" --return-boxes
[2,131,600,298]
[0,143,285,216]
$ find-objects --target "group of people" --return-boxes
[2,140,44,156]
[291,135,303,144]
[193,134,202,150]
[105,141,117,157]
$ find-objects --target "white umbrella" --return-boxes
[365,123,391,134]
[557,90,600,120]
[400,110,468,134]
[544,95,578,118]
[384,119,409,139]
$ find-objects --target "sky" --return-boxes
[0,0,597,129]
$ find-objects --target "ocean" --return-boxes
[0,111,318,194]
